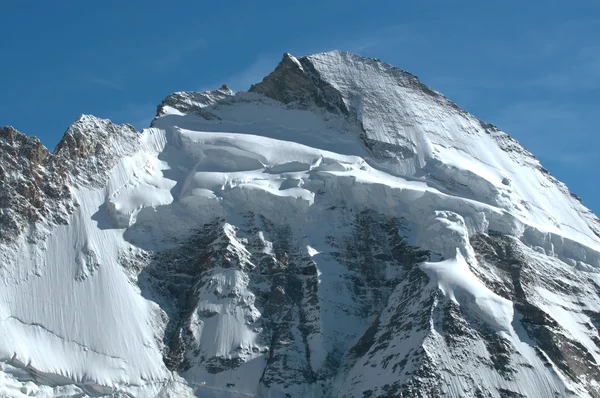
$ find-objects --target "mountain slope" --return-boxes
[1,51,599,397]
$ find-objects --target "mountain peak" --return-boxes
[248,51,350,115]
[0,125,48,164]
[3,51,600,397]
[303,50,422,86]
[54,115,138,157]
[155,50,600,251]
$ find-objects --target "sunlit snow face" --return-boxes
[1,51,600,398]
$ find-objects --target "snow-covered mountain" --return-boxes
[1,50,600,397]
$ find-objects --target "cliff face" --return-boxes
[1,51,600,398]
[1,125,65,243]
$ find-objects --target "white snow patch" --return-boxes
[421,250,514,332]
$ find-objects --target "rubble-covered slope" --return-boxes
[1,51,600,397]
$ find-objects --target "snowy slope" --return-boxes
[1,51,600,397]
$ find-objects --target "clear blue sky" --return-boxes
[2,1,599,213]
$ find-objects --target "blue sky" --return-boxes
[1,1,599,213]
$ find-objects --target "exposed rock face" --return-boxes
[139,209,434,397]
[1,126,69,243]
[472,233,600,397]
[155,86,236,121]
[1,51,600,398]
[250,53,349,115]
[52,115,139,187]
[0,116,138,244]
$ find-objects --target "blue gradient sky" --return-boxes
[1,1,599,212]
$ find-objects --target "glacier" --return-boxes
[1,50,600,397]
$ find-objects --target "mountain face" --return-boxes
[1,51,600,398]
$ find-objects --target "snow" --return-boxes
[107,152,175,228]
[0,128,173,396]
[535,286,600,364]
[1,50,600,397]
[421,250,514,332]
[306,50,600,254]
[306,245,320,257]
